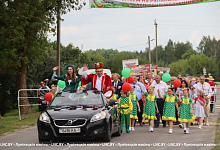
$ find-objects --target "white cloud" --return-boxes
[61,26,81,36]
[189,30,201,44]
[117,35,131,42]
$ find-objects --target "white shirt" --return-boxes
[151,80,168,98]
[78,68,112,98]
[194,82,212,98]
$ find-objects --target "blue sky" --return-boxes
[48,1,220,52]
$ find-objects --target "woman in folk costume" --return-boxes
[142,86,159,132]
[78,63,114,102]
[158,87,179,134]
[117,91,133,133]
[178,89,196,134]
[129,86,141,131]
[52,64,81,91]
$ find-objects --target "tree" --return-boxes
[164,39,176,64]
[168,53,218,79]
[197,36,220,77]
[0,0,85,114]
[181,48,198,59]
[174,41,193,60]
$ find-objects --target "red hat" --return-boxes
[95,63,103,71]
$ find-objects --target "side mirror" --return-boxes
[109,99,118,106]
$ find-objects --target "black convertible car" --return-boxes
[37,90,121,143]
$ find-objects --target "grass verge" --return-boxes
[0,106,41,136]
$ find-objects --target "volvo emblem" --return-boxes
[67,119,77,125]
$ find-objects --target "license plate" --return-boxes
[59,128,81,133]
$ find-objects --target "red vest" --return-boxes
[207,81,217,101]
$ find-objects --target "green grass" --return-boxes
[0,106,41,136]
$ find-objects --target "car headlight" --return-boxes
[39,112,51,123]
[90,112,106,122]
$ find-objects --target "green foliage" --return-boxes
[181,48,198,59]
[169,53,218,78]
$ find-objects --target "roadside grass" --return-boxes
[0,106,41,136]
[215,113,220,150]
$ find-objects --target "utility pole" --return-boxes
[148,36,151,63]
[57,4,61,76]
[154,19,158,66]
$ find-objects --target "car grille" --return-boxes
[54,119,86,127]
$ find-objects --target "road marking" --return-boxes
[62,146,71,150]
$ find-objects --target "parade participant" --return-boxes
[206,76,217,113]
[193,90,206,129]
[196,77,200,84]
[145,72,153,86]
[78,63,114,102]
[122,77,127,83]
[112,73,124,98]
[178,89,196,134]
[110,87,118,100]
[151,75,168,128]
[194,76,212,126]
[158,71,164,81]
[130,75,147,127]
[117,91,133,133]
[38,81,50,111]
[142,86,159,132]
[50,84,57,98]
[52,64,81,91]
[129,86,140,131]
[140,77,148,91]
[158,87,179,134]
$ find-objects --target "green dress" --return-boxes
[178,97,196,123]
[142,93,157,120]
[55,75,81,91]
[129,93,138,119]
[162,94,178,122]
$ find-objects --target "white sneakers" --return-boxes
[184,128,189,134]
[130,127,135,131]
[179,124,183,128]
[198,125,203,129]
[149,126,153,132]
[169,129,173,134]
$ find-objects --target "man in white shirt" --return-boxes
[145,72,153,86]
[194,76,212,125]
[151,75,168,128]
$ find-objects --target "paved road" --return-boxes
[0,85,220,150]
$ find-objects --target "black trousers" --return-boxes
[137,100,143,123]
[210,100,214,112]
[154,98,166,126]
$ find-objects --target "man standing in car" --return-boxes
[78,63,114,102]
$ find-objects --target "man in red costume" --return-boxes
[206,76,217,113]
[78,63,114,103]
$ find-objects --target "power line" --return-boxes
[159,24,220,27]
[116,43,147,49]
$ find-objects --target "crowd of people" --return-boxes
[37,63,218,134]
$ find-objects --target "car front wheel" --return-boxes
[38,134,50,144]
[102,122,111,142]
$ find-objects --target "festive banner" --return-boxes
[90,0,219,8]
[122,58,139,69]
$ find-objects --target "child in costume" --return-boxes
[158,87,179,134]
[110,87,119,100]
[178,89,196,134]
[142,86,159,132]
[193,90,206,129]
[117,91,133,133]
[129,86,141,131]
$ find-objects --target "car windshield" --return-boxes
[50,91,104,106]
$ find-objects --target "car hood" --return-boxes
[46,107,106,120]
